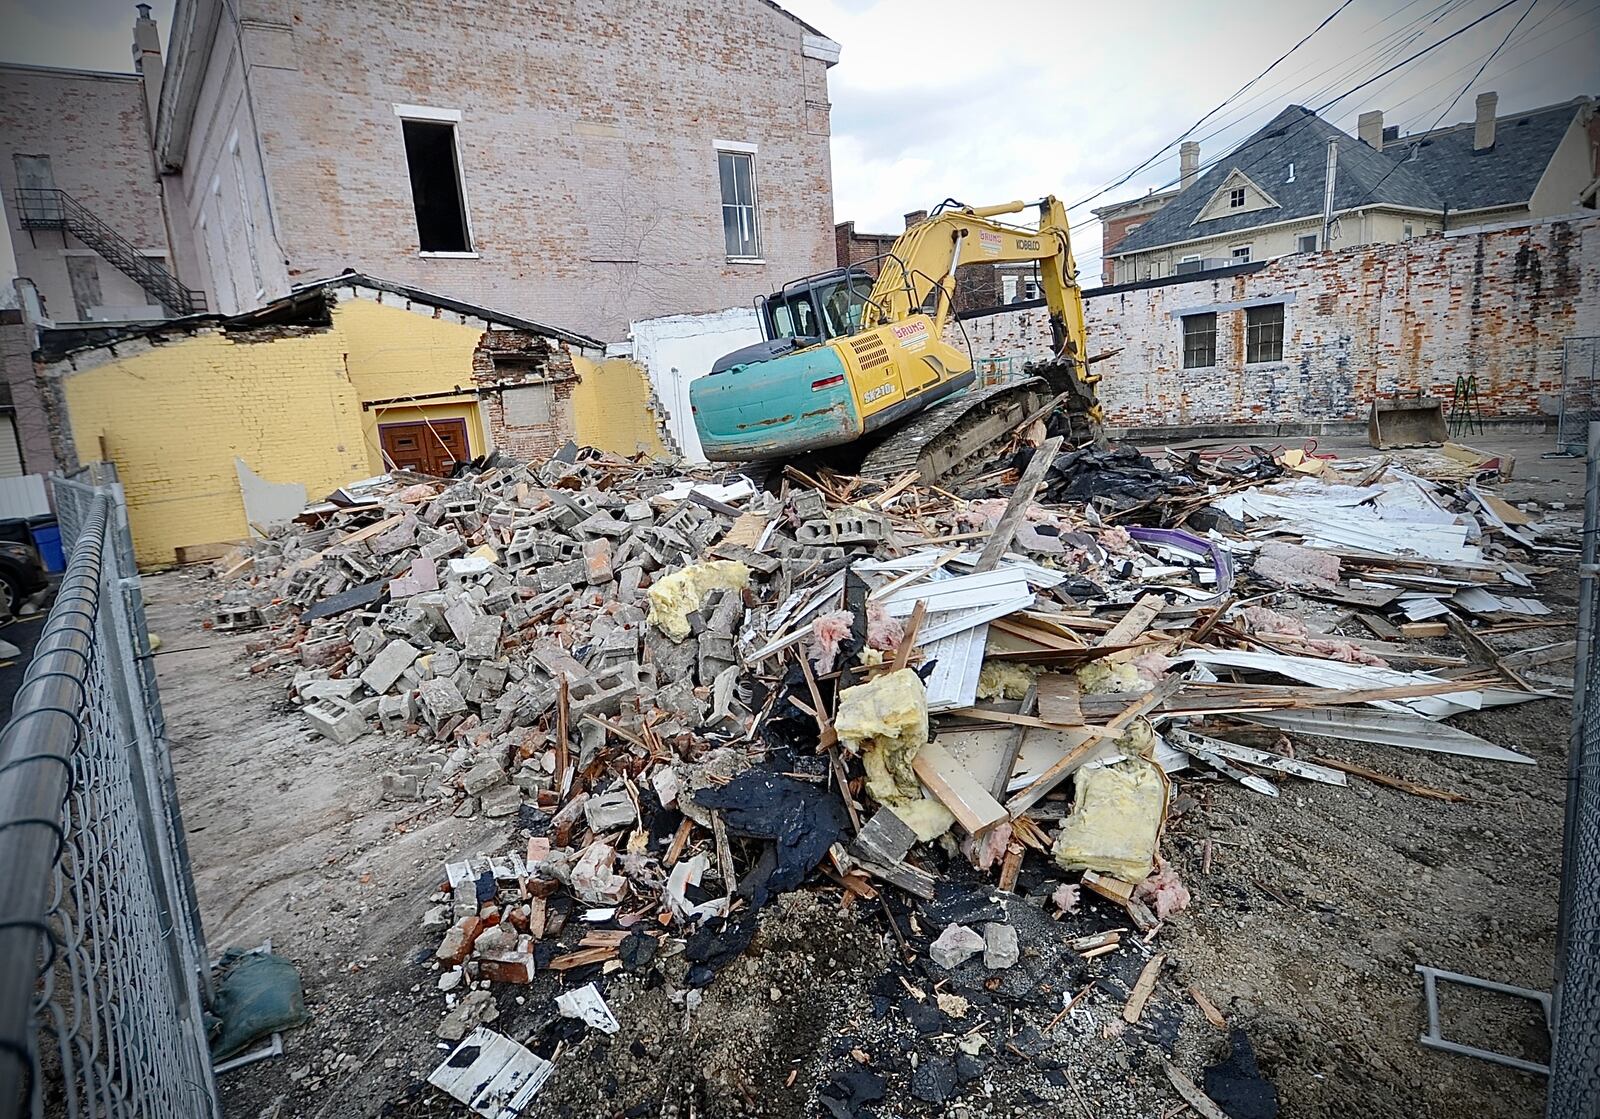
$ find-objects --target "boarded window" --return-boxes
[401,120,472,253]
[502,382,553,427]
[1182,313,1216,369]
[718,150,760,258]
[1246,304,1285,364]
[65,256,102,320]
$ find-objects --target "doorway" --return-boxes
[378,418,469,476]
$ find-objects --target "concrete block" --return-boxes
[304,698,366,745]
[420,678,468,728]
[463,615,504,660]
[299,677,363,703]
[377,692,415,734]
[568,661,655,721]
[300,632,348,668]
[462,758,507,796]
[584,785,637,831]
[536,558,586,591]
[361,639,421,695]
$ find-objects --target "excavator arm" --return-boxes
[864,196,1091,385]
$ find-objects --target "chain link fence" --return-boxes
[1550,421,1600,1117]
[0,468,218,1119]
[1558,339,1600,456]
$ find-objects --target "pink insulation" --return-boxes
[810,610,854,673]
[866,601,905,652]
[1052,882,1082,915]
[1134,858,1191,921]
[962,822,1012,870]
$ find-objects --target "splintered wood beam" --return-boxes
[911,740,1009,835]
[1097,592,1166,651]
[974,435,1063,572]
[1124,953,1165,1023]
[988,683,1038,803]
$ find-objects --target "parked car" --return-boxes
[0,538,49,618]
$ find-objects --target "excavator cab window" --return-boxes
[761,268,873,344]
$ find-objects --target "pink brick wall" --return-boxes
[186,0,837,342]
[952,215,1600,428]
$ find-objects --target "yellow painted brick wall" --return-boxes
[59,296,489,567]
[570,355,668,458]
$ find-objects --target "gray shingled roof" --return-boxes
[1385,100,1585,212]
[1111,99,1585,256]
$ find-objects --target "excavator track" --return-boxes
[855,379,1049,483]
[854,362,1100,485]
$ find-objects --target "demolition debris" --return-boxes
[212,434,1575,1115]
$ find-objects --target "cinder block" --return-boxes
[304,697,366,745]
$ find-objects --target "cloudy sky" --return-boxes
[3,0,1596,277]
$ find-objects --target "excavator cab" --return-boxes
[708,267,875,377]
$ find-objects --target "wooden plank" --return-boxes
[1004,678,1179,818]
[973,436,1063,572]
[943,707,1110,733]
[1190,986,1227,1029]
[1123,954,1165,1023]
[853,856,936,899]
[850,807,917,867]
[1036,673,1083,726]
[988,684,1037,802]
[1162,1062,1230,1119]
[1310,756,1470,802]
[997,842,1023,892]
[892,600,926,671]
[1401,621,1448,639]
[1303,583,1403,609]
[1096,592,1166,654]
[1356,611,1403,641]
[911,740,1009,835]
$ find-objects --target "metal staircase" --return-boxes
[13,188,206,317]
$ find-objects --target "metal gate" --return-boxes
[0,467,218,1119]
[1557,338,1600,455]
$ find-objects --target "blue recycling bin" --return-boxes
[29,520,63,573]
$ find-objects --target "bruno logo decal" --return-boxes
[891,321,929,351]
[979,230,1004,256]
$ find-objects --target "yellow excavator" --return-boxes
[690,196,1100,481]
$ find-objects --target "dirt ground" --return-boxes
[149,432,1585,1119]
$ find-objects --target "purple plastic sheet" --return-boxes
[1127,526,1234,602]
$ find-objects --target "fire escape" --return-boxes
[14,188,206,317]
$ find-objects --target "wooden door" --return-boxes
[379,419,469,476]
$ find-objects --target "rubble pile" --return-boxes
[215,435,1576,1116]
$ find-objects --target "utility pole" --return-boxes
[1321,139,1338,249]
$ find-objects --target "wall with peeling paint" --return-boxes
[953,214,1599,430]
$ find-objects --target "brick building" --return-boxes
[953,213,1599,433]
[145,0,839,341]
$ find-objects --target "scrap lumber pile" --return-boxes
[214,435,1571,1114]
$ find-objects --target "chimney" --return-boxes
[131,4,164,126]
[1475,91,1498,150]
[1179,141,1199,189]
[1358,110,1384,150]
[903,209,928,230]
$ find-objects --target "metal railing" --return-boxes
[0,469,218,1119]
[12,189,206,318]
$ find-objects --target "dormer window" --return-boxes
[1229,188,1246,208]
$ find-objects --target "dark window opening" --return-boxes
[401,120,471,253]
[1246,303,1284,364]
[719,151,760,258]
[1229,187,1246,208]
[1182,312,1216,369]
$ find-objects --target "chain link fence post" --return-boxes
[1549,421,1600,1117]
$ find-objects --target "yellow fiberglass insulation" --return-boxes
[836,668,928,804]
[976,661,1039,701]
[1051,758,1168,880]
[645,560,750,642]
[1076,657,1144,695]
[893,798,956,842]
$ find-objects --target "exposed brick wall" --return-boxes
[0,66,173,322]
[0,312,56,473]
[182,0,837,343]
[950,215,1600,428]
[471,329,580,463]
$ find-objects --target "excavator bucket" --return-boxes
[1367,393,1448,448]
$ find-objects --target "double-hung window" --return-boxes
[1182,313,1217,369]
[718,149,760,259]
[1246,304,1285,364]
